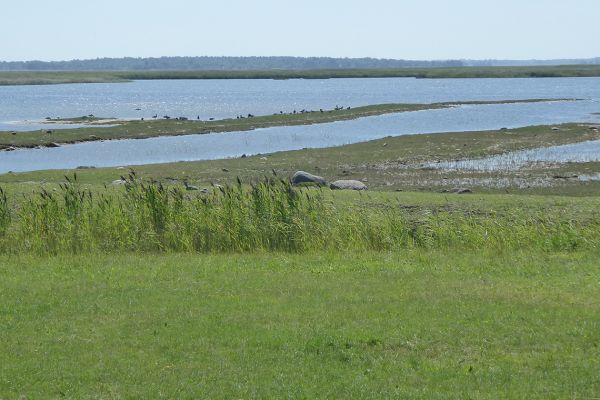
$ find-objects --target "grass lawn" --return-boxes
[1,250,599,398]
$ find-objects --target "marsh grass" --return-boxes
[0,187,9,235]
[1,172,598,254]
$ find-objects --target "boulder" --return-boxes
[291,171,327,186]
[329,180,368,191]
[448,187,473,194]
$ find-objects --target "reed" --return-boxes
[0,172,597,255]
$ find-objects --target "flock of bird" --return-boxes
[139,105,353,122]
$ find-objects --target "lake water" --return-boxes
[1,78,600,173]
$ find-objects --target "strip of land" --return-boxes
[1,64,600,85]
[0,99,575,149]
[2,123,599,196]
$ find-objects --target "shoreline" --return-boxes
[2,65,600,86]
[2,123,600,196]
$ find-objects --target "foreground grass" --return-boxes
[0,175,598,254]
[0,99,562,149]
[2,65,600,85]
[0,250,598,398]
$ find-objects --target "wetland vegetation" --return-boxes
[2,64,600,86]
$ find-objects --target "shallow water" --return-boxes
[1,101,600,174]
[1,77,600,173]
[2,77,600,131]
[425,139,600,171]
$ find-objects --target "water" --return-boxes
[425,139,600,171]
[1,77,600,173]
[2,77,600,131]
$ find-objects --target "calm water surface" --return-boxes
[2,77,600,131]
[1,78,599,173]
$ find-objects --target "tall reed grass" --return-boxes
[0,172,597,255]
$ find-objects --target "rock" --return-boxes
[260,157,268,161]
[291,171,327,186]
[453,188,473,194]
[222,168,229,172]
[5,146,16,152]
[551,127,560,131]
[112,179,127,185]
[329,180,368,191]
[46,142,60,148]
[184,181,199,191]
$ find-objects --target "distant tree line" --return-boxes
[0,56,598,71]
[0,56,466,71]
[463,58,600,67]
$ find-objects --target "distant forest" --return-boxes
[0,56,598,71]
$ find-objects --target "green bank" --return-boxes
[2,64,600,86]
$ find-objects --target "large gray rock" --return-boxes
[329,180,368,191]
[291,171,327,186]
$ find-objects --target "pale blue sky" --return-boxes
[2,0,599,61]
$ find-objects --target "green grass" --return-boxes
[0,99,565,149]
[2,65,600,85]
[1,250,599,398]
[1,165,598,397]
[0,174,598,255]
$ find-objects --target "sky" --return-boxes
[1,0,599,61]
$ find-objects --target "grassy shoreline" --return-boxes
[2,122,599,195]
[2,65,600,85]
[0,99,576,149]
